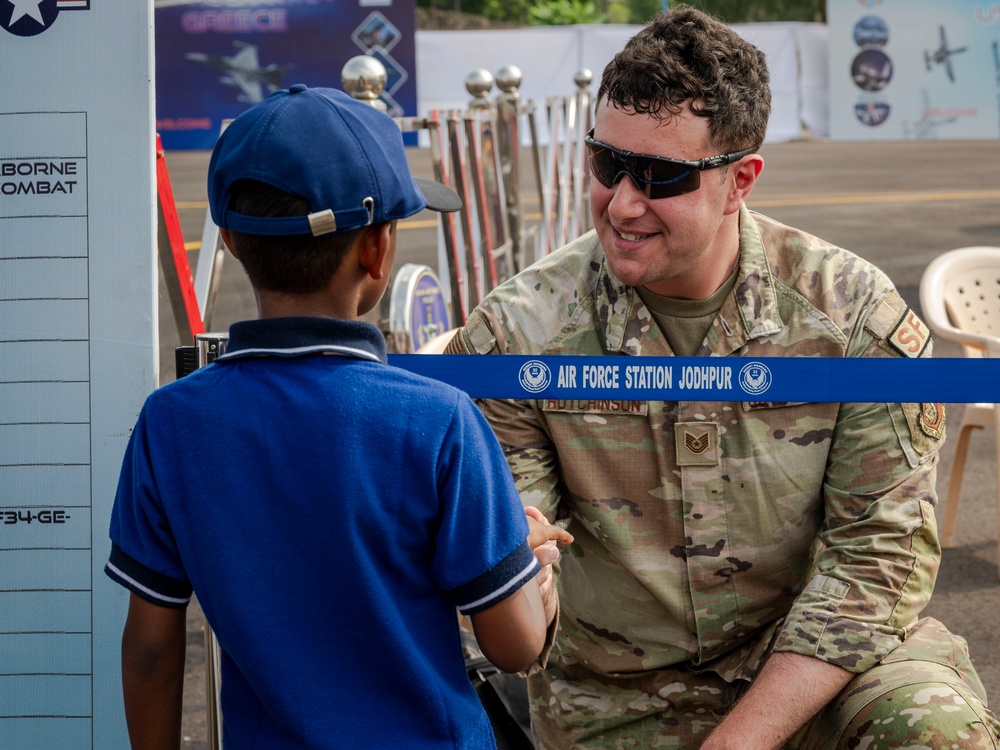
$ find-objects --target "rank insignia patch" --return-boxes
[676,422,720,466]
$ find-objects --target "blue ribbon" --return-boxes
[388,355,1000,403]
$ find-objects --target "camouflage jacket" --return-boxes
[451,206,945,682]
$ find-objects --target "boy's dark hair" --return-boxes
[228,179,360,295]
[596,4,771,153]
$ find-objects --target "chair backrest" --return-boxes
[919,246,1000,357]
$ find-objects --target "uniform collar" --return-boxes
[597,205,783,356]
[728,205,783,344]
[217,317,387,364]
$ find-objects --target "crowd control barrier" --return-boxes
[337,56,596,352]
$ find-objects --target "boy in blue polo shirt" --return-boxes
[105,85,571,749]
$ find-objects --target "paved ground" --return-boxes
[160,137,1000,747]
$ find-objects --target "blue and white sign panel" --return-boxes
[828,0,1000,140]
[0,1,154,747]
[155,0,419,150]
[390,355,1000,403]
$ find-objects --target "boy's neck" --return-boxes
[255,286,370,322]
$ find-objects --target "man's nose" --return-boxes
[607,173,648,217]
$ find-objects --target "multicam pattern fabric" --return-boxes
[450,206,996,745]
[525,618,999,748]
[794,618,999,749]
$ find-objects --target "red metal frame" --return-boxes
[155,134,205,342]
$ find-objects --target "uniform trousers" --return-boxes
[528,617,999,749]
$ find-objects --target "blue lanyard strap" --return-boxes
[388,355,1000,402]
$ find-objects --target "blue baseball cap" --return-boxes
[208,84,461,236]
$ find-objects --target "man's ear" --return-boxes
[725,154,764,215]
[219,227,239,260]
[358,222,393,281]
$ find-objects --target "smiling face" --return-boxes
[589,99,762,300]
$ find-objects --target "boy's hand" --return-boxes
[525,506,573,566]
[525,507,573,627]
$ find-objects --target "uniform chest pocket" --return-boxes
[735,401,836,460]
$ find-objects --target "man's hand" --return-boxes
[699,651,852,750]
[525,506,573,626]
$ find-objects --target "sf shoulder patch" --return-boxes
[887,307,931,358]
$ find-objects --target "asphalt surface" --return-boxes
[160,137,1000,747]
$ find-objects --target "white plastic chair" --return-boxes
[919,246,1000,578]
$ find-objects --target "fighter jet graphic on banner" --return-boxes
[924,25,967,83]
[186,41,293,103]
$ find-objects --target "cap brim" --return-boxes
[415,177,463,213]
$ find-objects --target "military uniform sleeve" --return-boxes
[772,290,945,673]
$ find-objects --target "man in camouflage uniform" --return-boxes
[445,5,1000,749]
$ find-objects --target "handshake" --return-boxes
[525,507,574,626]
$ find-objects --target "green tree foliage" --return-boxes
[417,0,826,27]
[530,0,606,25]
[686,0,825,23]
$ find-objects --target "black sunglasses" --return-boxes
[584,129,756,199]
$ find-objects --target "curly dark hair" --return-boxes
[227,180,361,295]
[596,4,771,153]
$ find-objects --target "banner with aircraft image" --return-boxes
[828,0,1000,140]
[154,0,418,150]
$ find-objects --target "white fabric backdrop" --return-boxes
[415,22,831,144]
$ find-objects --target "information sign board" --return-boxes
[0,2,155,746]
[828,0,1000,140]
[155,0,419,150]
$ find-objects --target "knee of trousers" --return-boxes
[800,679,1000,750]
[838,681,999,749]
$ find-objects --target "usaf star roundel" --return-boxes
[1,0,59,37]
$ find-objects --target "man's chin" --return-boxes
[604,253,651,288]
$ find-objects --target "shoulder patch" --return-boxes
[864,293,906,340]
[886,308,931,358]
[465,315,498,354]
[901,402,946,457]
[918,402,946,439]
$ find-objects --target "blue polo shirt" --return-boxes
[106,317,538,749]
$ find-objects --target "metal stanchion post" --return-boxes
[452,72,491,309]
[571,69,594,238]
[525,100,547,264]
[466,68,516,293]
[539,96,564,258]
[341,55,388,112]
[495,65,525,277]
[557,93,577,248]
[447,109,481,308]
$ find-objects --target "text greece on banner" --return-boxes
[0,3,154,747]
[155,0,419,149]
